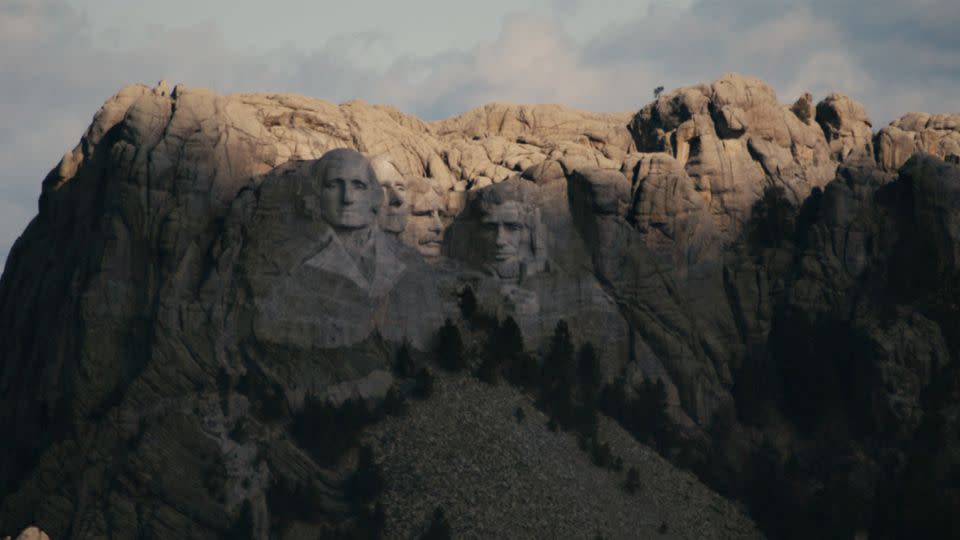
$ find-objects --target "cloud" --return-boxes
[549,0,583,15]
[2,0,959,268]
[369,13,657,118]
[581,0,960,122]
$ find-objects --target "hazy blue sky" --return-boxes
[2,0,958,266]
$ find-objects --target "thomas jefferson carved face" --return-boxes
[314,148,382,230]
[373,158,408,234]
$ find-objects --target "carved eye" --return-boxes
[482,222,499,231]
[506,223,523,232]
[351,179,368,190]
[323,178,338,189]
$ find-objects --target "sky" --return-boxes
[1,0,958,267]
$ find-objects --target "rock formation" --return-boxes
[876,112,960,170]
[629,74,836,240]
[1,73,959,539]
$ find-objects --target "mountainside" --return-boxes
[1,73,958,539]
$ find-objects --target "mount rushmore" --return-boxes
[1,73,959,539]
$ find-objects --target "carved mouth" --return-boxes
[419,241,442,256]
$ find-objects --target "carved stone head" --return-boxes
[399,177,447,259]
[372,157,408,234]
[448,180,547,281]
[312,148,383,230]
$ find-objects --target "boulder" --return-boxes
[816,93,874,163]
[876,112,960,171]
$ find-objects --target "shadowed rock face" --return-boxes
[446,180,547,282]
[1,74,959,539]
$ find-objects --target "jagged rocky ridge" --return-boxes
[1,73,958,539]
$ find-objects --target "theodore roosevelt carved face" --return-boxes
[400,177,448,259]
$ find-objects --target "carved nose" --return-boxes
[341,187,356,204]
[429,211,443,232]
[495,226,509,246]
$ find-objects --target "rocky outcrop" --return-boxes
[1,527,50,540]
[622,152,720,279]
[815,93,874,163]
[629,74,836,239]
[876,112,960,171]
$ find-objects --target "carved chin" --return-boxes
[327,211,373,229]
[493,259,520,279]
[381,215,407,233]
[417,241,442,257]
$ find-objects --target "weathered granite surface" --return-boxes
[2,73,959,539]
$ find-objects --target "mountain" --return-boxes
[1,73,958,539]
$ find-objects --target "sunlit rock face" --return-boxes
[876,112,960,171]
[629,74,838,240]
[399,176,450,260]
[372,156,409,234]
[2,74,960,539]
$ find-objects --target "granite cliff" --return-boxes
[1,74,959,539]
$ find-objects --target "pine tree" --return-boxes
[625,466,641,494]
[578,342,602,402]
[420,507,452,540]
[478,316,526,385]
[434,319,465,372]
[544,320,575,388]
[413,367,434,399]
[393,340,416,378]
[496,317,536,388]
[476,354,500,385]
[347,445,384,504]
[591,438,613,468]
[459,286,478,320]
[498,316,525,358]
[542,320,576,426]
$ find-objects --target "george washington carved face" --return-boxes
[313,148,383,230]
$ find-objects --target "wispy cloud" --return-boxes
[2,0,958,267]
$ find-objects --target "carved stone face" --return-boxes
[480,200,530,280]
[400,180,446,259]
[446,180,546,281]
[315,149,382,230]
[373,159,408,233]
